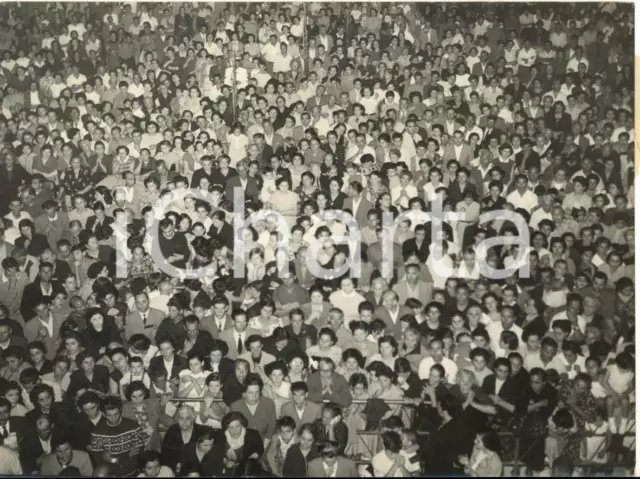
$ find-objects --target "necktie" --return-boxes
[141,313,147,327]
[325,464,335,477]
[237,334,243,354]
[0,425,7,438]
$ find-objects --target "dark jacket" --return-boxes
[161,423,207,471]
[282,443,320,477]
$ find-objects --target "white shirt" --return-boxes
[486,321,523,352]
[418,356,458,384]
[372,450,404,477]
[322,461,337,478]
[273,53,292,73]
[39,313,54,338]
[233,330,245,351]
[494,377,506,395]
[506,189,538,213]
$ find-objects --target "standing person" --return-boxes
[90,396,145,477]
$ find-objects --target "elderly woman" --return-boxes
[458,431,504,476]
[179,427,224,476]
[122,380,174,452]
[161,405,207,473]
[215,411,265,476]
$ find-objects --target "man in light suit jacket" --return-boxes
[307,442,358,478]
[374,290,413,341]
[443,132,474,168]
[218,310,261,360]
[125,293,164,343]
[393,264,434,306]
[342,180,374,226]
[23,301,66,361]
[280,382,323,430]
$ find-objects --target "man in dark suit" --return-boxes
[402,225,430,262]
[422,394,467,476]
[343,180,374,226]
[20,412,58,474]
[149,336,188,382]
[0,152,30,216]
[190,156,218,188]
[19,262,63,321]
[0,397,24,448]
[85,203,115,239]
[224,160,259,203]
[208,211,234,250]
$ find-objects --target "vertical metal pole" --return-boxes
[231,55,238,122]
[302,2,308,74]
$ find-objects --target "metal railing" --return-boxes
[165,396,635,473]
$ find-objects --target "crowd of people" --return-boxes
[0,1,635,477]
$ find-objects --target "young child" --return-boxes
[197,373,230,429]
[603,352,634,434]
[128,334,159,370]
[149,370,177,419]
[259,166,276,203]
[120,356,152,399]
[580,406,609,465]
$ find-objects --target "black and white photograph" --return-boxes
[0,1,635,477]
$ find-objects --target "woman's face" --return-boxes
[90,313,104,330]
[290,357,304,374]
[318,334,333,349]
[227,419,243,438]
[379,375,392,389]
[130,388,146,406]
[299,430,314,450]
[345,357,359,371]
[380,341,394,358]
[270,369,284,385]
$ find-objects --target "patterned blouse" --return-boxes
[128,255,155,279]
[61,166,92,197]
